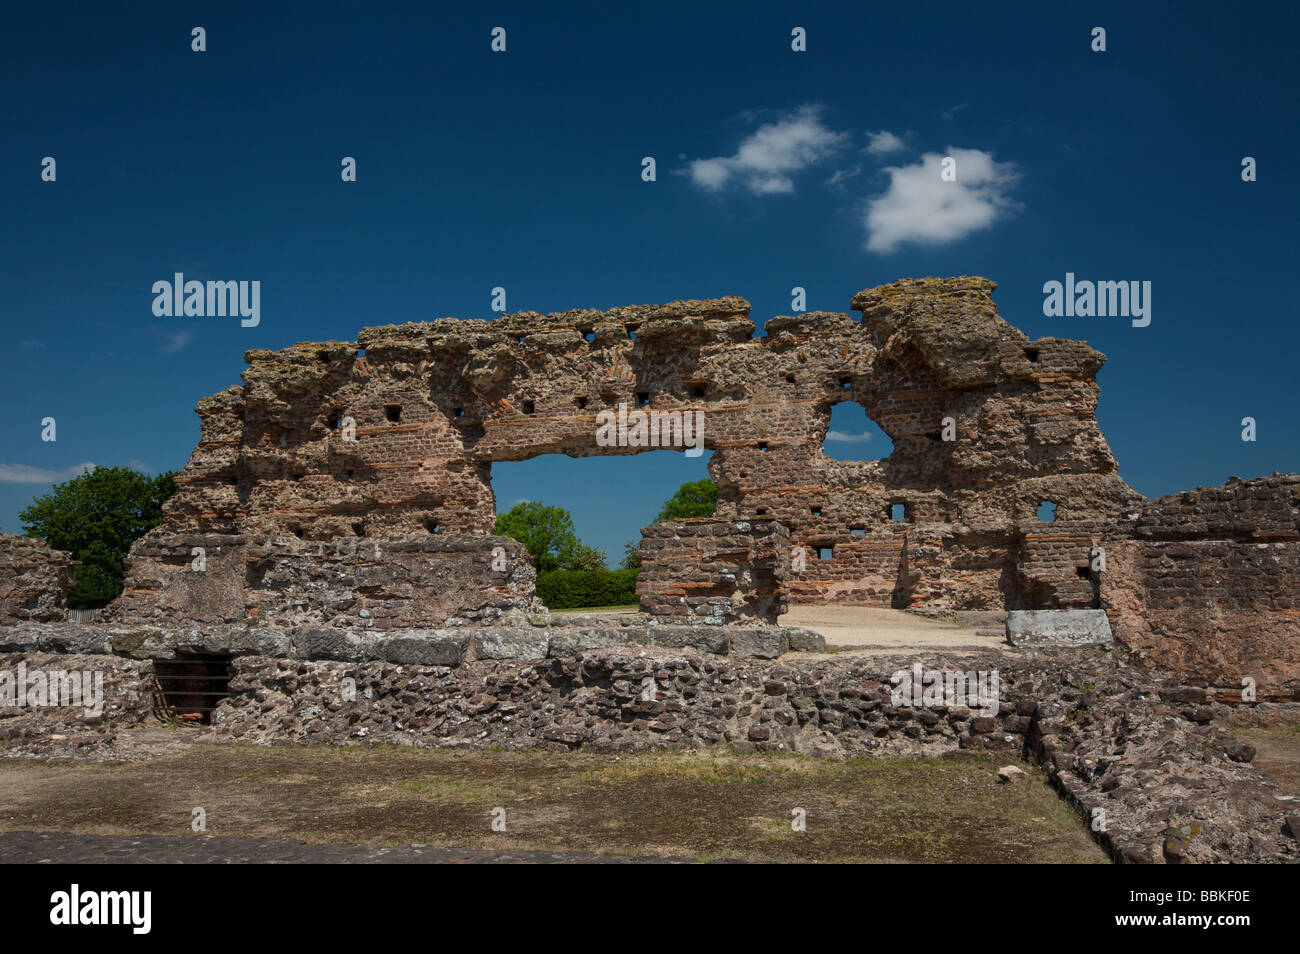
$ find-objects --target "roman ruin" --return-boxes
[2,275,1297,862]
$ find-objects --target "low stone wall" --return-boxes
[0,535,75,624]
[0,620,825,665]
[0,652,156,744]
[637,519,789,623]
[107,533,541,629]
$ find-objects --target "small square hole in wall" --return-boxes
[425,517,440,534]
[575,396,588,409]
[1076,566,1090,579]
[1037,501,1057,522]
[385,404,401,423]
[810,506,822,516]
[1024,347,1040,363]
[517,335,526,344]
[850,527,866,536]
[840,378,852,390]
[758,442,769,452]
[786,374,796,384]
[890,503,906,521]
[756,508,767,515]
[819,547,833,561]
[522,400,535,415]
[584,331,595,343]
[635,391,650,407]
[453,407,465,418]
[690,384,706,398]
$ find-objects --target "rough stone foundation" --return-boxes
[0,535,74,624]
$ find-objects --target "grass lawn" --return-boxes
[0,742,1106,863]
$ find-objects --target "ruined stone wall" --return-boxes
[106,533,539,630]
[1103,475,1300,691]
[637,519,789,623]
[0,535,74,624]
[117,276,1143,617]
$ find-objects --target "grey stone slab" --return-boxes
[727,628,789,659]
[645,626,730,655]
[1005,609,1112,648]
[474,628,550,660]
[381,631,469,666]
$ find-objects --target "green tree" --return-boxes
[20,466,177,608]
[494,501,580,573]
[567,543,607,572]
[620,540,642,570]
[655,478,718,522]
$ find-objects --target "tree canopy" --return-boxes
[655,478,718,522]
[20,465,177,608]
[494,501,581,573]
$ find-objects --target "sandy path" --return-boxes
[780,605,1004,650]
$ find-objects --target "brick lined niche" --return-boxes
[637,519,790,624]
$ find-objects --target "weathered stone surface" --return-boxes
[0,652,155,740]
[1006,610,1113,648]
[0,621,817,664]
[473,628,549,660]
[638,519,789,623]
[115,277,1148,620]
[381,632,469,667]
[107,533,539,630]
[1102,475,1300,691]
[0,536,75,624]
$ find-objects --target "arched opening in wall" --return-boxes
[488,449,715,608]
[822,402,893,461]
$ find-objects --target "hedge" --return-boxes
[536,568,639,610]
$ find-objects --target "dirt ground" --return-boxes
[1226,724,1300,794]
[0,739,1106,863]
[555,604,1006,652]
[782,605,1004,651]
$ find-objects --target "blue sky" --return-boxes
[3,1,1297,561]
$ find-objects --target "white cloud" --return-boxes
[863,147,1019,253]
[0,462,96,484]
[826,430,872,443]
[159,330,195,355]
[825,166,863,189]
[685,106,847,195]
[865,130,905,155]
